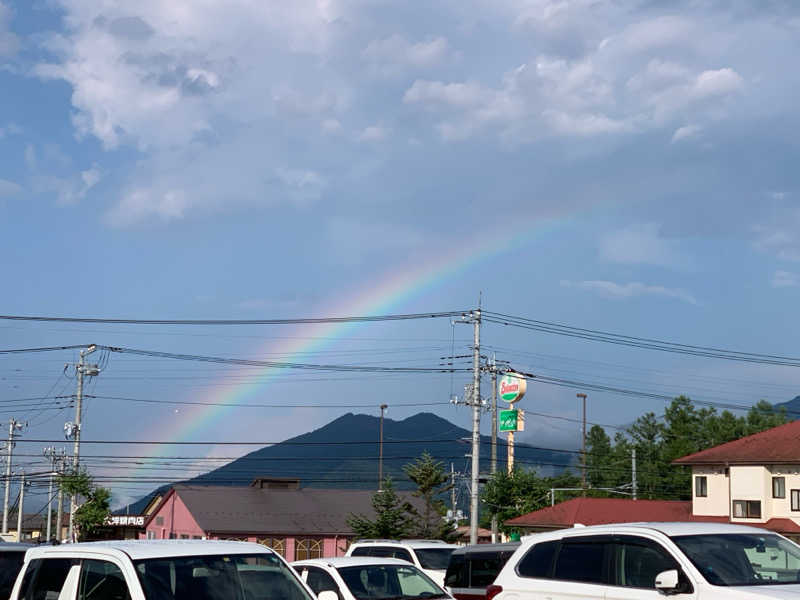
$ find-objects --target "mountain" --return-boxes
[772,396,800,419]
[121,412,571,514]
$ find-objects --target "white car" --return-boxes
[489,521,800,600]
[345,540,459,586]
[292,557,452,600]
[9,539,316,600]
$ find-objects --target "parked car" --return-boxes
[0,542,33,600]
[443,542,519,600]
[9,540,315,600]
[345,540,459,586]
[489,521,800,600]
[293,556,452,600]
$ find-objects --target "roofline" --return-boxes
[672,459,800,466]
[209,530,355,536]
[142,487,177,529]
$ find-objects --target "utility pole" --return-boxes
[632,448,638,501]
[450,463,457,517]
[56,452,66,542]
[577,393,587,495]
[69,345,98,542]
[490,355,498,543]
[378,404,388,490]
[2,419,23,534]
[16,471,25,542]
[469,308,481,546]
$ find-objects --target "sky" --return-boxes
[2,0,800,509]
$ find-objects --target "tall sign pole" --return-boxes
[469,309,481,546]
[490,355,498,542]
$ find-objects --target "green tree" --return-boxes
[585,425,612,488]
[58,470,111,541]
[403,452,454,540]
[347,478,414,539]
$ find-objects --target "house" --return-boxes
[505,420,800,539]
[672,418,800,537]
[142,478,424,561]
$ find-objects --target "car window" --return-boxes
[135,553,312,600]
[516,541,558,579]
[350,548,373,557]
[0,551,26,599]
[468,557,503,588]
[337,565,443,600]
[611,540,678,589]
[391,549,414,563]
[553,541,608,585]
[78,559,132,600]
[304,567,342,600]
[413,549,453,570]
[444,554,465,588]
[369,548,395,559]
[22,558,77,600]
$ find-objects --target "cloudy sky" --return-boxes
[2,0,800,506]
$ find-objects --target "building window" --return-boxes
[695,476,708,498]
[733,500,761,519]
[155,516,164,526]
[773,477,786,499]
[296,538,323,561]
[792,490,800,511]
[257,538,286,557]
[146,530,155,540]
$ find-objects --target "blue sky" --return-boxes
[2,0,800,506]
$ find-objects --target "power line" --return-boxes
[86,395,451,409]
[0,311,468,326]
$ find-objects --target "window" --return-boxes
[444,554,466,588]
[155,516,164,526]
[350,547,372,557]
[78,559,131,600]
[390,548,414,563]
[303,567,342,600]
[257,538,286,557]
[517,540,558,579]
[553,541,607,584]
[414,548,454,570]
[296,539,323,561]
[792,490,800,511]
[146,530,155,540]
[773,477,786,499]
[732,500,761,518]
[611,540,678,589]
[469,557,504,588]
[20,558,77,600]
[0,551,26,600]
[338,565,442,600]
[695,476,708,498]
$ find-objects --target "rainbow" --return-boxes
[132,216,567,481]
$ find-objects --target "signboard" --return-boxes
[500,409,518,432]
[499,373,526,403]
[107,515,146,527]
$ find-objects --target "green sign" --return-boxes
[500,409,518,432]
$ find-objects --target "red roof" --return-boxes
[504,497,800,534]
[672,419,800,465]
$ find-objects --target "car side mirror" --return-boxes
[654,569,679,594]
[318,591,338,600]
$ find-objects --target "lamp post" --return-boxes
[378,404,388,490]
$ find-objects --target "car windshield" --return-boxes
[338,564,447,600]
[414,549,454,570]
[672,533,800,586]
[134,553,314,600]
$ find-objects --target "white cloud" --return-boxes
[754,222,800,262]
[0,178,21,197]
[560,279,698,305]
[363,35,452,75]
[358,125,388,142]
[772,270,799,288]
[0,2,19,58]
[671,124,702,143]
[599,223,686,268]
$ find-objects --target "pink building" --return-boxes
[142,478,416,561]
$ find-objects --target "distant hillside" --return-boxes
[772,396,800,419]
[121,412,571,514]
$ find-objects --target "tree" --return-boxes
[403,452,454,540]
[58,470,111,541]
[347,478,414,539]
[585,425,612,488]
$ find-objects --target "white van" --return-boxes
[346,540,459,586]
[489,522,800,599]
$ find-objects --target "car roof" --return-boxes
[0,542,35,552]
[351,540,459,549]
[25,540,274,561]
[450,542,520,556]
[293,557,413,568]
[522,521,774,542]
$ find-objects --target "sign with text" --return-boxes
[499,373,526,403]
[500,409,518,432]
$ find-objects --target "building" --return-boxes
[505,420,800,539]
[142,478,424,561]
[672,418,800,537]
